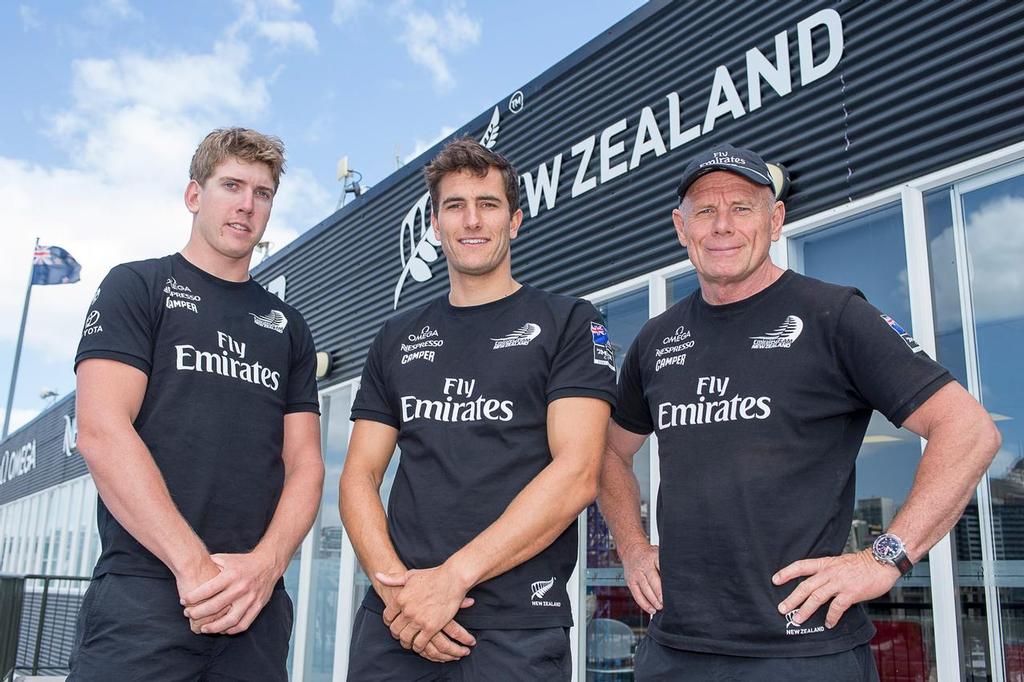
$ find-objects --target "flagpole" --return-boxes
[3,237,39,439]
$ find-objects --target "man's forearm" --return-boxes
[598,449,649,555]
[888,412,1000,562]
[445,455,597,590]
[78,423,208,578]
[254,455,325,576]
[340,470,407,594]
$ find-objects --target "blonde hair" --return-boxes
[189,128,286,190]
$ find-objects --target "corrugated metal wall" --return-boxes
[3,1,1023,490]
[252,0,1024,390]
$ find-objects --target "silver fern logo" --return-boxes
[392,107,502,309]
[250,309,288,334]
[531,577,555,600]
[492,323,541,349]
[750,315,803,349]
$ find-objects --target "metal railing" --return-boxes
[0,573,90,681]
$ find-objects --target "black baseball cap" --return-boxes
[676,144,775,200]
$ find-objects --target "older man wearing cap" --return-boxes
[596,144,1000,680]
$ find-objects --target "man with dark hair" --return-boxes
[598,144,1000,680]
[69,128,324,680]
[341,137,617,680]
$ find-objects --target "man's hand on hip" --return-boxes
[621,541,662,615]
[773,549,900,629]
[181,550,281,635]
[377,565,475,656]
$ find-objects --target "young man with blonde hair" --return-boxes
[70,128,323,680]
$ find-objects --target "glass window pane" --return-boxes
[925,184,990,679]
[303,385,354,682]
[794,203,937,679]
[588,287,649,681]
[962,171,1024,675]
[350,450,399,625]
[667,270,699,306]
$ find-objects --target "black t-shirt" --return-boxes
[351,284,617,628]
[614,270,952,657]
[75,253,319,580]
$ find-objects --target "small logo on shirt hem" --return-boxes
[530,577,560,607]
[784,610,825,636]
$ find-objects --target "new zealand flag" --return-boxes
[32,245,81,285]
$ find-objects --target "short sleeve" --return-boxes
[350,326,400,428]
[835,293,953,427]
[285,316,320,415]
[74,264,155,374]
[546,300,617,406]
[612,337,654,435]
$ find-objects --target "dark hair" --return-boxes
[424,138,519,215]
[190,127,286,190]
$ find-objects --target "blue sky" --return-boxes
[0,0,645,434]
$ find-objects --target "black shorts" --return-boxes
[68,573,293,682]
[347,605,571,681]
[634,635,880,682]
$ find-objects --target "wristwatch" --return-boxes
[871,533,914,575]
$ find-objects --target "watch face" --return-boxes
[874,534,904,560]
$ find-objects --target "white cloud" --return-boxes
[0,39,332,367]
[963,195,1024,324]
[405,124,456,162]
[6,408,41,435]
[229,0,319,52]
[84,0,142,24]
[392,1,481,91]
[19,5,42,32]
[255,20,318,51]
[332,0,366,25]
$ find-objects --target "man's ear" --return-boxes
[672,208,689,248]
[509,208,524,240]
[184,180,201,215]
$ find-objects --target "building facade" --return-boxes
[2,2,1024,680]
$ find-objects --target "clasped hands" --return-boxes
[376,564,478,663]
[176,550,280,636]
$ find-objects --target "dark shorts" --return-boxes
[635,635,880,682]
[347,605,571,681]
[68,573,293,682]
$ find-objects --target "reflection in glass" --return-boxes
[925,184,991,679]
[304,385,353,681]
[962,172,1024,676]
[588,288,649,681]
[795,203,937,679]
[284,547,301,677]
[667,271,699,306]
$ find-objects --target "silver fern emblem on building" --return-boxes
[392,107,502,309]
[531,577,555,600]
[250,309,288,333]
